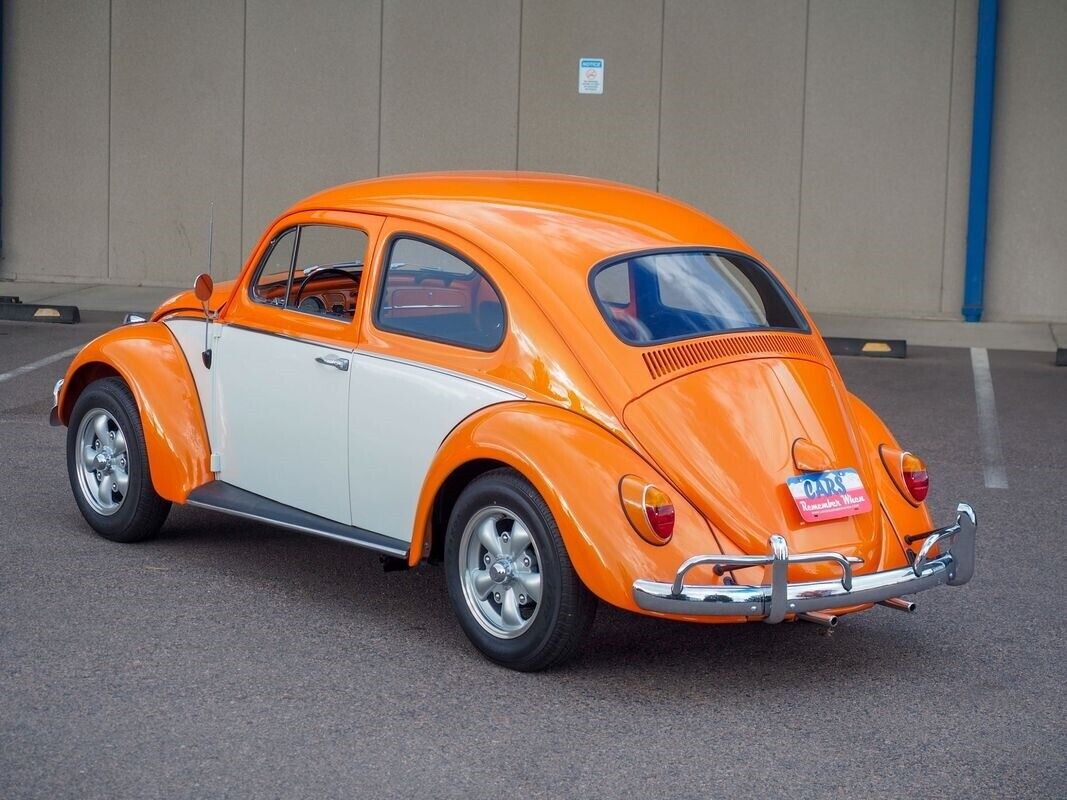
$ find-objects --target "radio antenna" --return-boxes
[207,202,214,278]
[199,202,217,369]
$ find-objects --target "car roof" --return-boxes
[291,172,755,280]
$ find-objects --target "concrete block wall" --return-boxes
[2,0,1064,321]
[2,0,110,282]
[985,0,1067,321]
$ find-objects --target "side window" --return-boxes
[250,224,368,320]
[251,228,297,306]
[291,225,368,319]
[375,237,505,351]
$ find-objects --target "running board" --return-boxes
[186,481,408,559]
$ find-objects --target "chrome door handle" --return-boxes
[315,354,350,371]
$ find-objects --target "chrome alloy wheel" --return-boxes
[74,408,130,516]
[459,506,543,639]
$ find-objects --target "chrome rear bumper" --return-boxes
[632,503,976,622]
[48,378,64,427]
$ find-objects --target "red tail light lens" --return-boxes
[619,476,674,545]
[901,453,929,502]
[643,487,676,540]
[879,446,931,505]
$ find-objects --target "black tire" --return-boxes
[444,468,597,671]
[66,377,171,542]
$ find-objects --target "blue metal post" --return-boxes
[1,0,4,254]
[962,0,999,322]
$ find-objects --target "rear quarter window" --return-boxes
[374,236,506,351]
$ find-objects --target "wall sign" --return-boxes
[578,58,604,95]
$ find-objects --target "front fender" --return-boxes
[58,323,211,503]
[411,402,733,616]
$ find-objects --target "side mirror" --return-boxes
[193,273,215,368]
[193,272,214,307]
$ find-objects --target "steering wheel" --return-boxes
[293,268,361,308]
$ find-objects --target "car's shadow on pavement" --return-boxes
[140,506,960,691]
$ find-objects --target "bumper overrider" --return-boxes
[633,503,976,622]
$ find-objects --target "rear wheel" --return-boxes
[66,377,170,542]
[444,468,596,671]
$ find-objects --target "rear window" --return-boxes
[590,250,806,345]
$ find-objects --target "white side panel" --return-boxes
[163,318,215,446]
[348,353,519,542]
[216,326,353,525]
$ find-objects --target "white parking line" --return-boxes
[970,347,1008,489]
[0,346,82,385]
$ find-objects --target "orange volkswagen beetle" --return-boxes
[51,173,976,670]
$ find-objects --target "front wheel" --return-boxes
[66,377,171,542]
[444,468,596,671]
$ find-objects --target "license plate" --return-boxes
[786,468,872,522]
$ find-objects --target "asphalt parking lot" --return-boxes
[1,318,1064,800]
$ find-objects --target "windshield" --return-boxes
[590,249,806,345]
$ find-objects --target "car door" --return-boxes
[213,213,383,525]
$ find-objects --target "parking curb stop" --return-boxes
[0,300,81,324]
[823,337,907,358]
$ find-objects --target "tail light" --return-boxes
[879,446,930,505]
[620,475,675,545]
[901,452,929,502]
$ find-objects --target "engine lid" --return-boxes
[623,356,886,579]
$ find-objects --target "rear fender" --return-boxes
[411,402,730,616]
[848,393,934,564]
[58,323,211,503]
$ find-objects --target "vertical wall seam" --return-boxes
[793,0,811,292]
[239,0,247,264]
[938,0,959,313]
[106,0,113,279]
[654,0,666,191]
[376,0,384,176]
[515,0,523,169]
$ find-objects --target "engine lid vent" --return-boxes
[642,332,823,380]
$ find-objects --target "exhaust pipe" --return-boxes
[797,611,838,628]
[879,597,917,613]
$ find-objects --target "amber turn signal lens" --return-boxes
[901,452,929,503]
[619,475,675,545]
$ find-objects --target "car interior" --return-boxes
[375,237,505,350]
[249,228,505,349]
[377,267,504,349]
[253,265,363,319]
